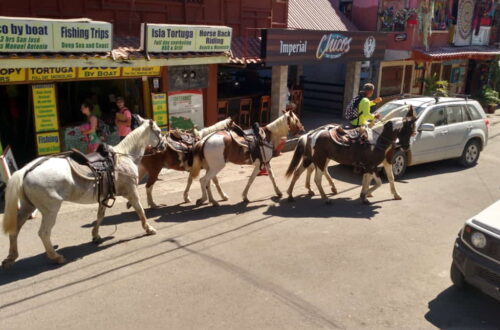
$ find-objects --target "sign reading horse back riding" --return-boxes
[0,17,112,52]
[261,29,386,65]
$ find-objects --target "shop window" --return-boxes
[378,0,415,32]
[403,65,413,94]
[430,63,442,78]
[380,66,404,96]
[432,0,450,31]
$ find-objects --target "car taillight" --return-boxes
[484,119,490,127]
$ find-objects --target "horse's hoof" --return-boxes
[2,259,15,269]
[195,199,205,206]
[92,235,102,245]
[183,196,191,203]
[361,199,371,205]
[146,227,157,235]
[126,202,132,209]
[331,188,338,195]
[50,254,66,265]
[367,193,373,198]
[242,197,250,203]
[287,196,295,202]
[149,203,164,209]
[394,195,402,200]
[221,195,229,201]
[211,202,220,207]
[275,192,283,198]
[308,190,315,196]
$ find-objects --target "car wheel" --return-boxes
[450,262,466,289]
[459,140,481,167]
[391,149,407,180]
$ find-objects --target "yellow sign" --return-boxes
[78,67,120,79]
[122,66,161,77]
[152,93,168,127]
[36,131,61,155]
[0,68,26,83]
[28,67,76,81]
[32,84,59,132]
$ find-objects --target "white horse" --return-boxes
[190,110,304,206]
[2,118,166,268]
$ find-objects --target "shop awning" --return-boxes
[0,36,230,68]
[413,46,500,61]
[288,0,358,31]
[229,36,262,64]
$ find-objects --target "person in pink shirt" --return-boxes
[114,97,132,141]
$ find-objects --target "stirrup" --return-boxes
[101,197,116,208]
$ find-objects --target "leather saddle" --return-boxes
[329,126,366,147]
[67,144,116,207]
[165,129,199,167]
[229,123,273,166]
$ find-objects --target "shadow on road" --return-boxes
[0,235,145,287]
[425,286,500,328]
[404,159,469,180]
[264,196,380,219]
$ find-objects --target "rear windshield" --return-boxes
[377,102,426,119]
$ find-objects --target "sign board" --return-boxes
[78,67,120,79]
[36,131,61,155]
[0,18,112,52]
[261,29,386,65]
[167,90,204,129]
[32,84,59,132]
[0,68,26,83]
[122,66,161,77]
[152,93,168,127]
[142,23,232,53]
[168,65,208,91]
[28,67,77,81]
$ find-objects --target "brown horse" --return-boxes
[286,107,417,204]
[138,118,232,208]
[191,110,305,206]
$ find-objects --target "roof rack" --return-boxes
[399,93,425,99]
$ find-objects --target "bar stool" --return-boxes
[238,98,252,128]
[258,95,271,125]
[291,89,303,116]
[217,100,229,121]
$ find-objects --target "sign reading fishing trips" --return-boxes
[261,29,386,65]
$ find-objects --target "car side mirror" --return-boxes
[419,123,435,132]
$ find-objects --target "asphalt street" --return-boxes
[1,123,500,329]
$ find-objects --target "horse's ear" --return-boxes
[281,109,287,114]
[149,119,153,127]
[407,105,415,119]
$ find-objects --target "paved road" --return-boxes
[1,125,500,329]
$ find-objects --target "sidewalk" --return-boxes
[487,108,500,126]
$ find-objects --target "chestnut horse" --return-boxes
[191,110,304,206]
[138,118,232,208]
[286,107,417,204]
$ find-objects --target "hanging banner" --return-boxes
[122,66,161,77]
[36,131,61,155]
[0,18,112,52]
[151,93,168,127]
[454,0,475,46]
[141,23,232,53]
[28,67,76,81]
[261,29,386,65]
[78,67,120,78]
[167,90,204,129]
[0,68,26,83]
[32,84,59,132]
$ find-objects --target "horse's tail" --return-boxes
[286,134,307,178]
[190,141,205,179]
[3,168,27,234]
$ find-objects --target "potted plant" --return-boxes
[476,86,500,114]
[421,74,449,97]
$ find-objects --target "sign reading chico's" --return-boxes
[261,29,386,65]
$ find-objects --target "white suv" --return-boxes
[375,97,490,178]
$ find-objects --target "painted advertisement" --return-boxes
[152,93,168,127]
[0,18,52,52]
[0,68,26,83]
[122,66,161,77]
[52,21,112,52]
[36,131,61,155]
[142,24,232,53]
[167,90,204,130]
[28,67,77,81]
[32,84,59,132]
[78,67,120,79]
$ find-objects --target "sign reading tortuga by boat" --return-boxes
[261,29,386,65]
[141,23,232,53]
[0,17,112,52]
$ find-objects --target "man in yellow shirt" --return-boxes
[351,83,382,127]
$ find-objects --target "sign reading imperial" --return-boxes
[262,29,386,65]
[141,23,232,53]
[0,17,112,52]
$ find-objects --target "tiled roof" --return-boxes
[288,0,358,31]
[229,36,262,64]
[413,46,500,60]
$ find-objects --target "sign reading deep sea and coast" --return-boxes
[0,17,112,52]
[141,24,232,53]
[261,29,387,65]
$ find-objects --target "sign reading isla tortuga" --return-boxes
[141,23,232,53]
[261,29,386,65]
[0,17,112,52]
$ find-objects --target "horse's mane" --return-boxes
[266,113,293,147]
[196,118,232,138]
[112,121,148,154]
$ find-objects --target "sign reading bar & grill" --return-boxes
[142,23,232,53]
[0,17,112,52]
[261,29,386,65]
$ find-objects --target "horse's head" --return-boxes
[283,109,305,136]
[397,106,417,151]
[145,119,166,152]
